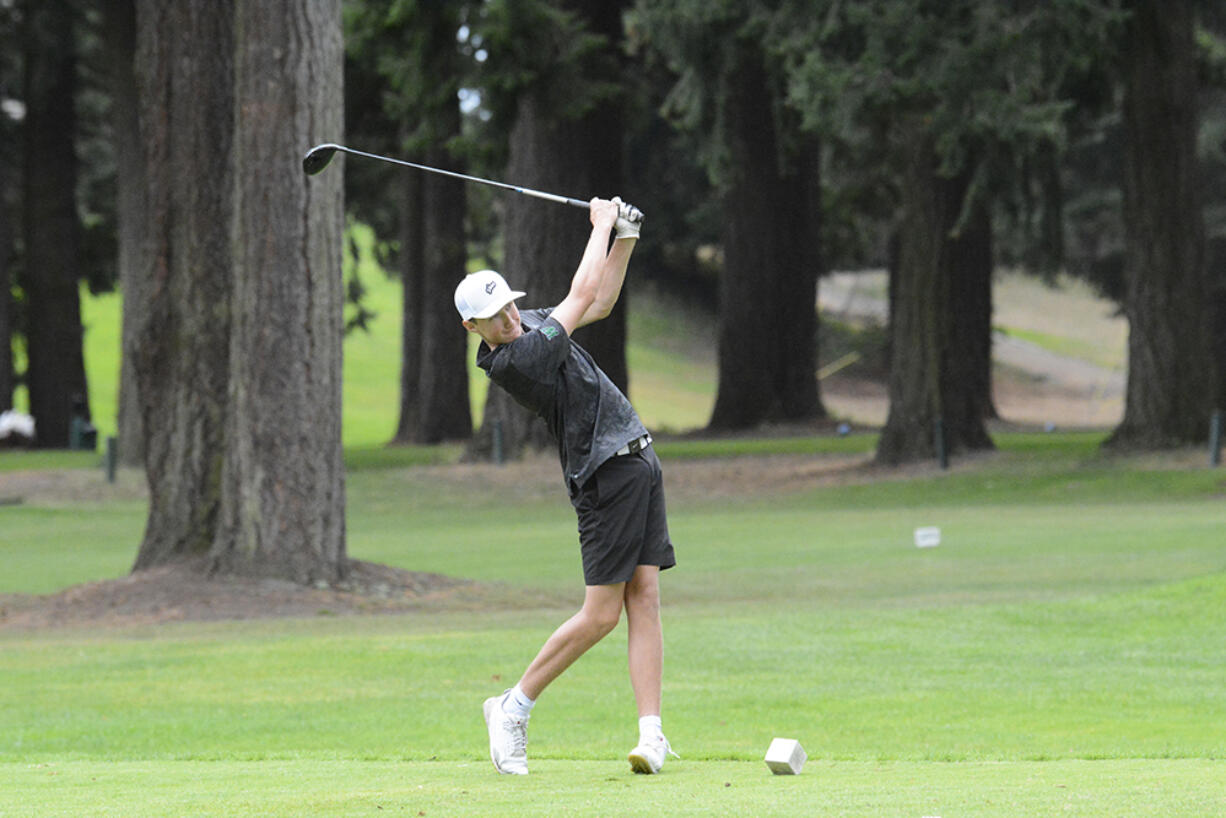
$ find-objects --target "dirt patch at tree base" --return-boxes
[0,558,470,632]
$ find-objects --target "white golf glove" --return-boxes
[613,197,644,240]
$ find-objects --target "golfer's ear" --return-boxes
[462,319,476,333]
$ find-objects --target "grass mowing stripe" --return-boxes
[1,503,146,594]
[3,576,1223,764]
[2,759,1223,817]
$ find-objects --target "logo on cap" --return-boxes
[485,281,497,294]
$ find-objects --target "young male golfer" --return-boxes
[455,197,677,776]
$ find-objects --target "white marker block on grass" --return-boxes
[764,738,807,775]
[914,526,941,548]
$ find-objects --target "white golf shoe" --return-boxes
[627,734,678,774]
[483,692,529,775]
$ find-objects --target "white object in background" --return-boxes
[0,410,35,442]
[764,738,807,775]
[914,526,941,548]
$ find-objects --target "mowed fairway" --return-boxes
[2,436,1225,816]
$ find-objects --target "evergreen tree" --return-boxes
[778,0,1122,463]
[634,0,825,430]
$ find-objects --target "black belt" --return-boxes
[615,433,652,457]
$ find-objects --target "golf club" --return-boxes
[302,142,590,210]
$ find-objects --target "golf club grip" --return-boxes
[520,189,590,209]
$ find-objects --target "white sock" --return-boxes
[502,685,535,720]
[639,715,663,740]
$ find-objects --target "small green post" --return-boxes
[106,436,118,483]
[492,419,504,466]
[934,417,948,470]
[1210,410,1222,468]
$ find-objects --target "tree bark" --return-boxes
[0,8,11,412]
[1209,237,1226,413]
[708,37,824,430]
[21,0,88,448]
[876,133,993,465]
[0,118,11,412]
[412,157,472,444]
[130,0,235,569]
[396,165,425,443]
[104,0,147,466]
[947,182,997,422]
[391,3,471,445]
[210,0,346,583]
[1108,0,1213,448]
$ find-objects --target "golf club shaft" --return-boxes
[307,143,589,210]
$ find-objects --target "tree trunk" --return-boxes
[104,0,147,466]
[130,0,235,569]
[412,155,473,443]
[471,0,627,461]
[947,182,997,421]
[1108,0,1213,448]
[210,0,346,583]
[876,133,993,465]
[0,8,11,412]
[391,2,471,445]
[0,115,12,412]
[1209,237,1226,413]
[771,129,824,422]
[473,92,586,460]
[708,38,824,430]
[22,0,88,448]
[0,173,10,411]
[395,165,425,443]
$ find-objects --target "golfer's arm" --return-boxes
[576,237,635,329]
[550,220,617,336]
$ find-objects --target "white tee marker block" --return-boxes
[914,526,941,548]
[764,738,807,775]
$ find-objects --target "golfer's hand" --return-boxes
[613,197,644,240]
[589,198,619,232]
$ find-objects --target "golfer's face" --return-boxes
[475,301,522,347]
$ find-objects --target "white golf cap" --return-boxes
[454,270,526,321]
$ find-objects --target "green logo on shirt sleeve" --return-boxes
[541,326,560,340]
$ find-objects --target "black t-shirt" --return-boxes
[476,308,648,494]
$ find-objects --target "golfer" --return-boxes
[455,197,677,776]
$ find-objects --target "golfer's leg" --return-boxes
[518,583,625,700]
[624,565,663,717]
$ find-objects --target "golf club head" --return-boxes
[302,143,342,176]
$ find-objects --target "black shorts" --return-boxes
[571,446,676,586]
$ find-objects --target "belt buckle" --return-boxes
[619,434,649,457]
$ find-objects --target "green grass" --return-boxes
[7,758,1221,817]
[5,759,1223,817]
[2,437,1225,814]
[7,255,1224,814]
